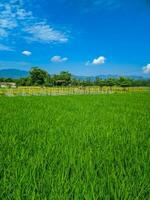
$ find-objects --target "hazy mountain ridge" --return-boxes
[0,69,145,80]
[0,69,28,79]
[73,75,144,80]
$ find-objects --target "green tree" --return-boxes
[95,77,106,90]
[59,71,71,83]
[54,71,72,86]
[106,78,116,90]
[16,77,31,86]
[29,67,49,86]
[71,78,80,86]
[118,77,131,90]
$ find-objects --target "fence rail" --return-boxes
[0,86,149,96]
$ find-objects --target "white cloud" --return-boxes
[24,22,68,43]
[0,18,17,29]
[51,55,68,63]
[0,2,18,38]
[85,56,106,66]
[0,0,69,44]
[143,64,150,74]
[16,8,32,20]
[92,56,106,65]
[0,44,14,51]
[22,50,32,56]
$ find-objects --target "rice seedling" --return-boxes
[0,93,150,199]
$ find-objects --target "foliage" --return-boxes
[0,67,150,87]
[29,67,49,86]
[117,77,131,88]
[95,77,106,87]
[106,78,116,88]
[0,77,17,83]
[52,71,72,86]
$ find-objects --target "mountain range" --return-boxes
[73,75,144,80]
[0,69,28,79]
[0,69,145,80]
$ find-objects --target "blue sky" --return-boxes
[0,0,150,76]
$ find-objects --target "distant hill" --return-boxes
[0,69,28,79]
[0,68,145,80]
[73,75,144,80]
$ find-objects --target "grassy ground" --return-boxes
[0,93,150,199]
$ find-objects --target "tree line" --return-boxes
[0,67,150,88]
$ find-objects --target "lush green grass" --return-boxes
[0,93,150,199]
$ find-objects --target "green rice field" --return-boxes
[0,93,150,199]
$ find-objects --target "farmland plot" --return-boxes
[0,93,150,199]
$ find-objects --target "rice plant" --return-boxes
[0,93,150,199]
